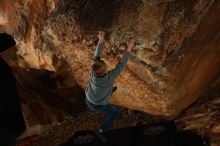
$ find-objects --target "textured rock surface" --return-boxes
[14,68,85,138]
[175,80,220,145]
[41,0,220,117]
[0,0,219,143]
[0,0,58,70]
[0,0,85,137]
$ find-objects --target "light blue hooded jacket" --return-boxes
[86,42,130,105]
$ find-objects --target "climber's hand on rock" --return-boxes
[98,31,105,43]
[127,37,135,52]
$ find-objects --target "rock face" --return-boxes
[41,0,220,117]
[175,80,220,145]
[0,0,220,143]
[0,0,87,137]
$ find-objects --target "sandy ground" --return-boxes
[19,105,161,146]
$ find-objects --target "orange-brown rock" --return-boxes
[41,0,220,117]
[0,0,219,142]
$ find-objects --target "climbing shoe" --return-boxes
[94,129,107,143]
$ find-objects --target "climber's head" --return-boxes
[92,60,107,76]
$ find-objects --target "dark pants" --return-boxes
[86,99,119,131]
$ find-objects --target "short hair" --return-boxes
[92,60,107,75]
[0,33,16,53]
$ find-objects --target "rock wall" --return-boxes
[0,0,86,137]
[176,79,220,145]
[0,0,58,70]
[166,1,220,116]
[41,0,220,117]
[0,0,220,141]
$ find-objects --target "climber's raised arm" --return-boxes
[93,31,105,61]
[107,37,135,80]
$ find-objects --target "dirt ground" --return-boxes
[18,102,162,146]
